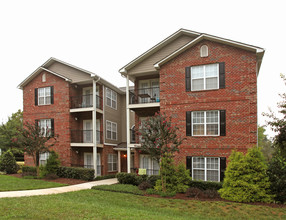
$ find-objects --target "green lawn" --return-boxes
[0,189,285,219]
[0,175,67,191]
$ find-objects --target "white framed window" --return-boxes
[191,63,219,91]
[39,152,50,166]
[193,157,220,182]
[38,87,51,105]
[106,88,117,109]
[192,111,219,136]
[38,119,52,137]
[42,73,46,82]
[200,45,208,57]
[139,155,159,175]
[106,120,117,140]
[108,154,117,172]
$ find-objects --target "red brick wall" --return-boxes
[23,71,72,166]
[159,40,257,164]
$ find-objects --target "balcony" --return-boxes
[70,95,103,110]
[71,130,103,144]
[129,87,160,105]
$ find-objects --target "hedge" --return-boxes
[188,180,223,191]
[116,172,160,187]
[22,166,37,176]
[57,166,94,181]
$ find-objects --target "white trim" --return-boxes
[40,67,72,82]
[103,143,118,146]
[192,157,220,182]
[105,87,117,110]
[129,102,160,109]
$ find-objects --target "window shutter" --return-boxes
[185,67,191,91]
[220,157,226,182]
[35,120,39,128]
[219,62,225,89]
[35,88,38,106]
[186,111,192,136]
[186,156,192,177]
[220,110,226,136]
[51,119,54,137]
[50,86,54,104]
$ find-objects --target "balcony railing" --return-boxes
[71,130,103,144]
[70,95,103,110]
[129,87,160,104]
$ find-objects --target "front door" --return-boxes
[83,120,92,143]
[84,152,101,176]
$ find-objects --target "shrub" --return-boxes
[116,173,141,185]
[189,180,223,191]
[155,154,191,193]
[138,181,153,190]
[0,150,18,174]
[22,166,37,176]
[186,187,221,199]
[57,167,94,181]
[45,151,60,175]
[94,174,116,181]
[146,175,160,188]
[219,147,273,203]
[267,150,286,203]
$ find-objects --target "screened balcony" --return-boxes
[70,130,103,144]
[129,87,160,104]
[70,95,102,110]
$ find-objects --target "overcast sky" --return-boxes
[0,0,284,137]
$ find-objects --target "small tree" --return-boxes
[219,147,273,203]
[258,125,273,162]
[18,121,57,176]
[0,150,18,174]
[139,112,185,164]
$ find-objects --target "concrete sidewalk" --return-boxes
[0,178,118,198]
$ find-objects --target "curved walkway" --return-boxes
[0,178,118,198]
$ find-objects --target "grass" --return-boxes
[92,184,144,195]
[0,175,67,191]
[0,189,285,219]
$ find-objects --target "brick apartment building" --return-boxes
[120,29,264,181]
[18,58,134,176]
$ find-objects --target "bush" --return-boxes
[219,147,273,203]
[0,150,18,174]
[138,181,153,190]
[186,187,221,199]
[57,166,94,181]
[45,151,60,175]
[189,180,223,191]
[94,174,116,181]
[146,175,160,187]
[116,173,141,185]
[155,154,191,193]
[22,166,37,176]
[267,150,286,203]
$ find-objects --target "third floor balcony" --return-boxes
[129,87,160,105]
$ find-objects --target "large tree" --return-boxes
[138,112,185,163]
[18,121,57,176]
[0,110,23,153]
[263,73,286,203]
[258,125,273,162]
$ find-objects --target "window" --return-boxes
[106,120,117,140]
[106,88,117,109]
[192,157,220,181]
[35,86,54,106]
[39,152,50,165]
[140,155,159,175]
[42,73,46,82]
[186,110,226,136]
[37,119,54,137]
[185,62,225,92]
[193,111,219,136]
[200,45,208,57]
[108,154,117,171]
[191,63,218,91]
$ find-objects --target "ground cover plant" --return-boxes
[0,175,67,191]
[0,189,285,219]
